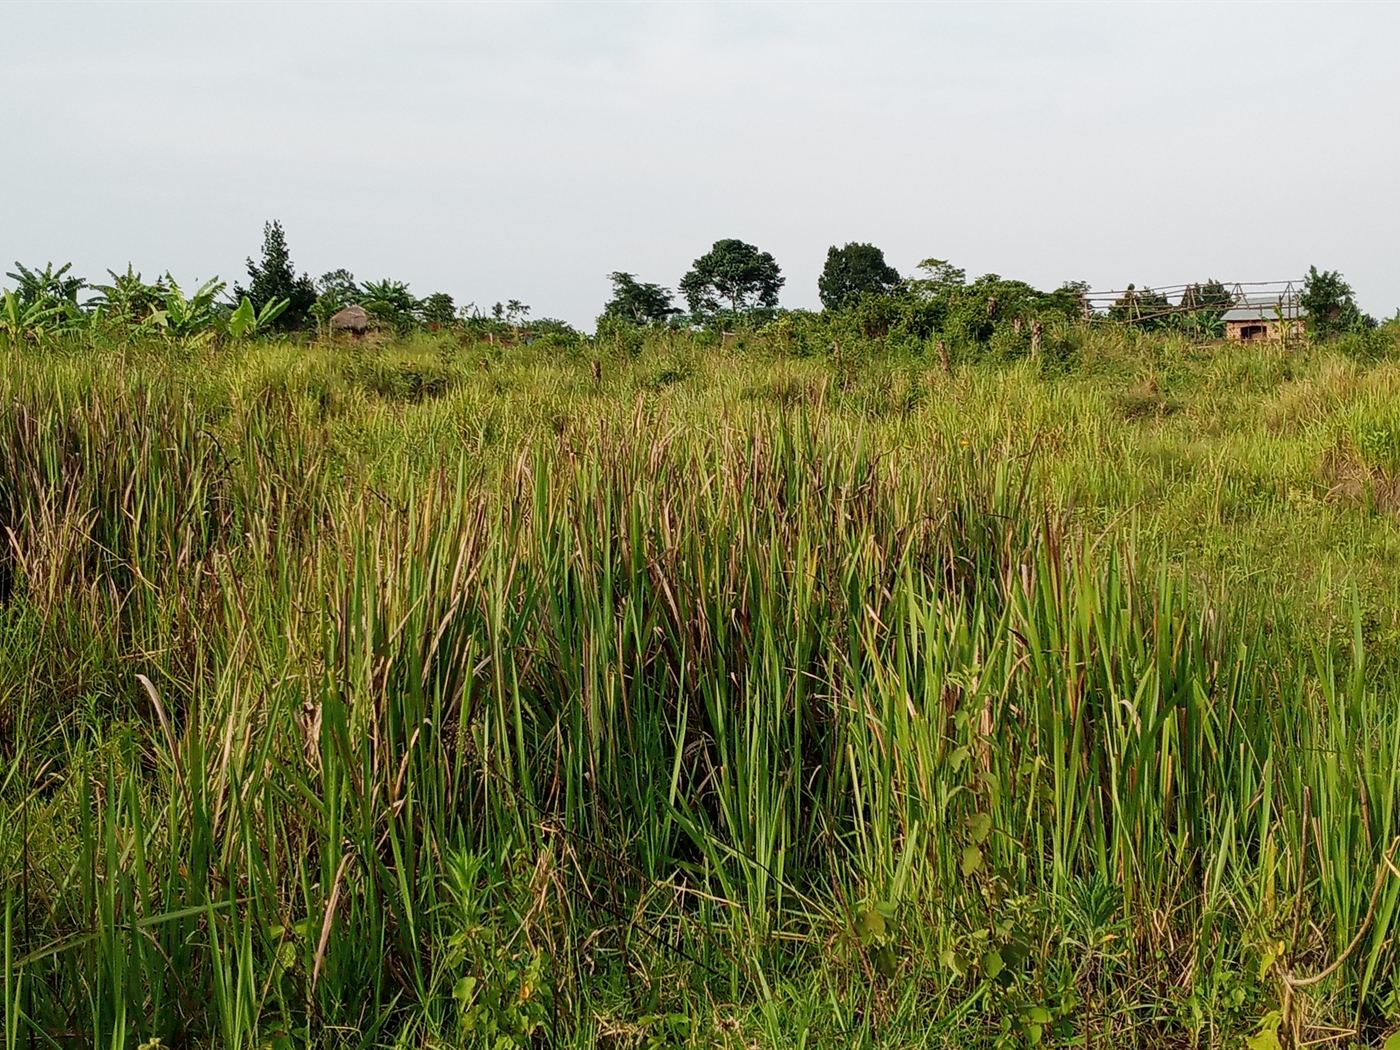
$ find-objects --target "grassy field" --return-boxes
[4,322,1400,1049]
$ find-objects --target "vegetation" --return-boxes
[600,272,679,327]
[234,221,317,332]
[818,243,901,312]
[3,229,1400,1048]
[679,239,784,319]
[1303,267,1377,339]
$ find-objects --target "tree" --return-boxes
[601,272,678,326]
[905,258,966,298]
[317,269,361,307]
[1175,280,1233,337]
[233,221,317,331]
[1108,284,1171,329]
[679,239,783,317]
[1191,280,1234,314]
[1302,266,1374,338]
[497,300,530,326]
[1040,280,1090,320]
[421,293,456,328]
[818,243,900,312]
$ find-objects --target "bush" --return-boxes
[1303,266,1376,339]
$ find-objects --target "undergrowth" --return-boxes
[2,324,1400,1048]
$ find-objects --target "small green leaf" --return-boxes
[275,940,297,970]
[961,844,983,876]
[873,945,899,978]
[1257,948,1277,981]
[939,947,967,976]
[1025,1023,1044,1045]
[981,949,1004,980]
[966,812,991,843]
[452,975,478,1005]
[1025,1006,1052,1024]
[1383,1033,1400,1050]
[1002,937,1029,967]
[854,909,885,945]
[1246,1011,1283,1050]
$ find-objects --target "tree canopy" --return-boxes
[679,239,783,317]
[818,243,901,312]
[1108,284,1172,330]
[601,272,678,326]
[234,221,316,331]
[1302,266,1374,338]
[420,292,456,328]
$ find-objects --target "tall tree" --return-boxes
[234,221,317,331]
[905,258,966,299]
[1302,266,1374,337]
[316,269,361,307]
[420,292,456,328]
[818,243,901,312]
[601,272,678,325]
[679,239,783,317]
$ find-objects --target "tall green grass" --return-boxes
[2,331,1400,1047]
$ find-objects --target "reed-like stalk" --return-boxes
[1,332,1398,1047]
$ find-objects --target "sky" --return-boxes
[3,1,1398,326]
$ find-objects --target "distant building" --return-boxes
[1223,295,1305,342]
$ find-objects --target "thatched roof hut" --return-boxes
[329,304,369,335]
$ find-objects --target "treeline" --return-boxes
[0,222,575,347]
[0,220,1381,352]
[601,240,1380,351]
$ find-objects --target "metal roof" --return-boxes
[1222,295,1305,322]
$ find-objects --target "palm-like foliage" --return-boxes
[0,289,73,343]
[2,262,87,341]
[146,277,228,342]
[6,261,86,306]
[88,266,170,325]
[226,295,290,339]
[361,278,421,334]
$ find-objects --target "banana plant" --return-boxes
[0,288,75,343]
[226,295,290,339]
[5,261,86,306]
[360,278,421,334]
[144,276,226,343]
[89,266,169,325]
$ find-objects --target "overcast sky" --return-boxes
[3,2,1398,325]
